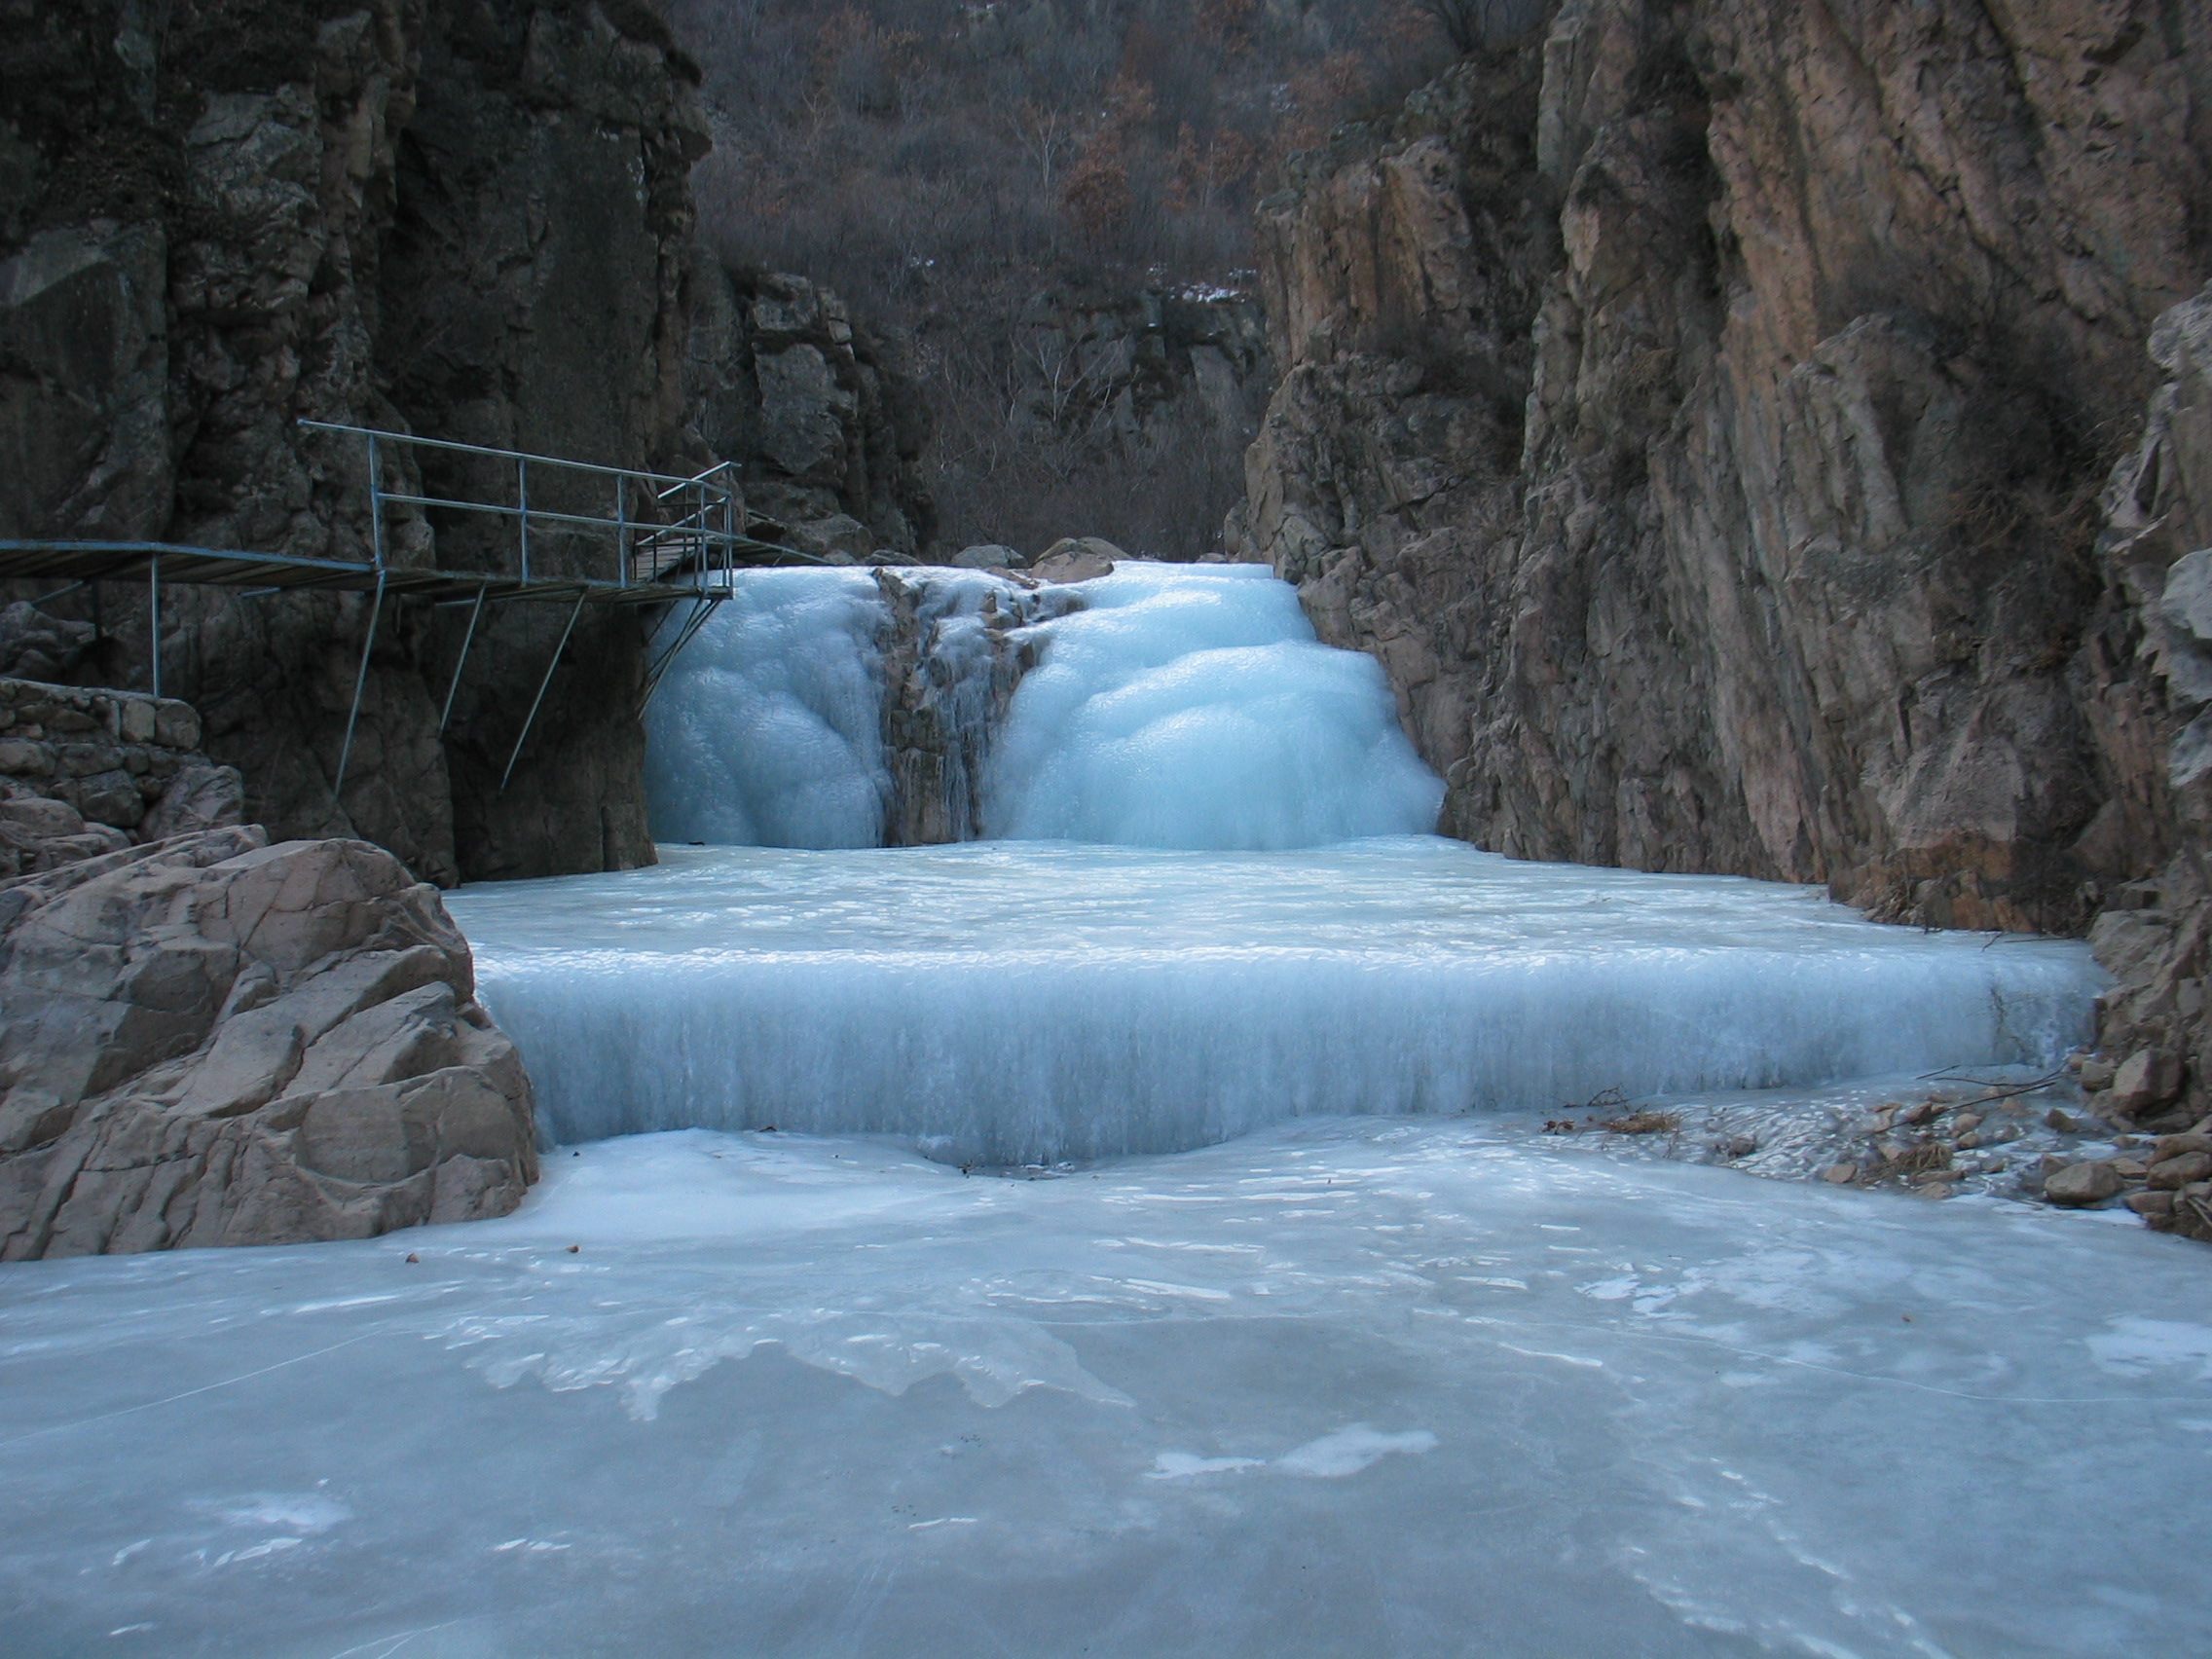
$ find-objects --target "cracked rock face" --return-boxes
[1238,1,2209,937]
[0,677,243,873]
[0,829,537,1259]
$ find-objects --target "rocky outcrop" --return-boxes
[0,678,244,873]
[376,0,711,881]
[2072,285,2212,1161]
[0,0,729,884]
[874,568,1083,844]
[682,264,934,561]
[1014,279,1269,460]
[0,828,536,1258]
[1239,5,2209,940]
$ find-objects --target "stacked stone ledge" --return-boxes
[0,822,540,1260]
[0,677,245,876]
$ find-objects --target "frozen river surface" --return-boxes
[3,1121,2209,1658]
[447,840,2100,1162]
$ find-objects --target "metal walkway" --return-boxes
[0,422,827,794]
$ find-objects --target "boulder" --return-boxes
[783,513,876,562]
[950,543,1026,571]
[2147,1150,2212,1191]
[0,830,537,1258]
[2162,1183,2212,1244]
[1030,537,1124,582]
[139,761,245,840]
[2108,1051,2185,1119]
[2043,1161,2123,1207]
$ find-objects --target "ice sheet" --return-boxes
[4,1121,2206,1657]
[446,838,2103,1162]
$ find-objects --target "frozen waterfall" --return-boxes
[459,558,2114,1164]
[642,562,1446,850]
[8,565,2185,1659]
[450,838,2100,1163]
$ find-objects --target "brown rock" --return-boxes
[2127,1191,2178,1218]
[2043,1161,2124,1207]
[0,829,537,1259]
[1029,538,1124,583]
[2171,1184,2212,1243]
[2147,1151,2212,1191]
[2109,1051,2185,1119]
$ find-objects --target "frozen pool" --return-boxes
[2,1120,2207,1657]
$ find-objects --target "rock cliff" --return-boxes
[0,1,925,885]
[1240,0,2212,1130]
[1241,5,2208,936]
[681,264,934,562]
[1242,4,2207,931]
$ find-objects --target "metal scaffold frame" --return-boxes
[0,421,827,802]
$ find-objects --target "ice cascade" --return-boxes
[459,559,2111,1166]
[449,840,2103,1164]
[642,562,1446,849]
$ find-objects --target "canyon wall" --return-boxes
[1240,0,2212,1116]
[0,1,925,884]
[1242,3,2208,925]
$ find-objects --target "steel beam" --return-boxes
[333,569,387,798]
[501,591,587,792]
[440,582,490,736]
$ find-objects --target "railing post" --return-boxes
[616,471,628,587]
[517,455,531,581]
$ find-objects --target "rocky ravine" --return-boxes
[1238,4,2212,1139]
[0,826,536,1259]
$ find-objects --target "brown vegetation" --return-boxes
[658,0,1484,554]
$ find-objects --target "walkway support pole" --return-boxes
[148,554,161,699]
[333,569,387,798]
[440,582,490,735]
[501,592,587,792]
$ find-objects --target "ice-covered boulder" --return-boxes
[0,830,537,1259]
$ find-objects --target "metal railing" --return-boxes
[4,425,810,813]
[299,421,791,793]
[299,419,759,595]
